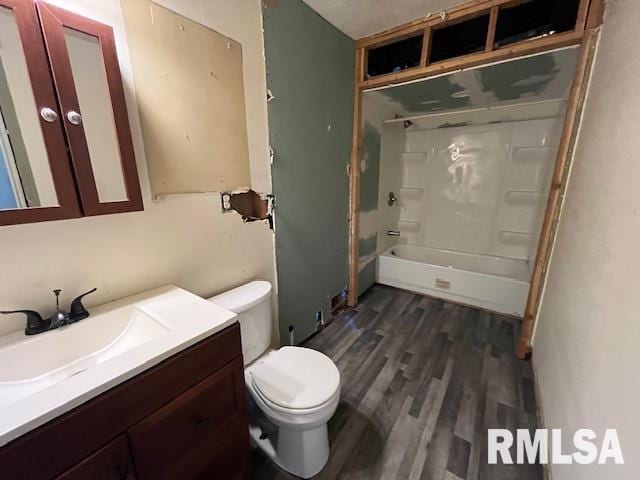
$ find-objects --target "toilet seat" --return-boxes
[250,347,340,411]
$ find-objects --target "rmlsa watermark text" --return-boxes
[488,429,624,465]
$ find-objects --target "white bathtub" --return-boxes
[376,244,530,316]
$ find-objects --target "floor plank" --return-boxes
[252,284,543,480]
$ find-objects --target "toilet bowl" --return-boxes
[209,281,340,479]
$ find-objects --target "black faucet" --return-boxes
[1,288,97,335]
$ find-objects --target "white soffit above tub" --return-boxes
[301,0,466,39]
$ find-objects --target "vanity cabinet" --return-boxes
[0,0,143,226]
[0,324,251,480]
[55,436,136,480]
[128,360,246,479]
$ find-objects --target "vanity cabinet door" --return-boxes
[36,2,143,216]
[128,357,250,480]
[0,0,81,225]
[55,435,136,480]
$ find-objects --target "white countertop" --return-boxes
[0,285,237,447]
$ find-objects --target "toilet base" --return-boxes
[249,423,330,478]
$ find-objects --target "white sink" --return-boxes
[0,285,237,446]
[0,305,170,408]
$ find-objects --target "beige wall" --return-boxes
[533,1,640,478]
[0,0,276,336]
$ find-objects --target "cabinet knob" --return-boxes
[66,111,83,125]
[40,107,58,123]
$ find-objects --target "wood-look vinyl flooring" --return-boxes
[252,284,542,480]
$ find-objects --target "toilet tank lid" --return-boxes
[208,280,272,313]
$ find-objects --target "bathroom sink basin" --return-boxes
[0,286,237,446]
[0,305,170,408]
[0,285,236,438]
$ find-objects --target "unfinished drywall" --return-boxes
[377,47,578,115]
[358,123,380,294]
[358,92,400,294]
[0,0,275,339]
[263,0,354,344]
[533,1,640,478]
[122,0,251,196]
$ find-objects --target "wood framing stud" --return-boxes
[586,0,606,29]
[576,0,592,31]
[357,0,593,90]
[359,30,584,90]
[361,48,369,83]
[347,48,365,307]
[516,28,600,358]
[356,0,515,50]
[486,6,499,52]
[419,27,432,67]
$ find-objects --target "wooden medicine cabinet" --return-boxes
[0,0,142,226]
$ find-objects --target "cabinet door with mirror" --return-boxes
[0,0,142,226]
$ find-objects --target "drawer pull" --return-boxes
[196,417,212,429]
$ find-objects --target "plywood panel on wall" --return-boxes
[122,0,251,196]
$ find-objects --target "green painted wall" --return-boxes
[263,0,355,344]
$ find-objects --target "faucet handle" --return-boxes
[1,310,47,335]
[69,288,97,322]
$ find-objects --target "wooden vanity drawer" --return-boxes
[128,357,248,479]
[55,435,135,480]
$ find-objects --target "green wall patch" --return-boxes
[358,260,376,297]
[263,0,355,344]
[358,234,378,294]
[359,234,377,257]
[360,121,381,213]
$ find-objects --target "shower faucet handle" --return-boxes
[387,230,401,236]
[388,192,398,206]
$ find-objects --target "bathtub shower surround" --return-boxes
[378,244,530,316]
[399,118,564,260]
[361,49,579,315]
[375,117,565,315]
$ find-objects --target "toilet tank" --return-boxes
[208,281,272,366]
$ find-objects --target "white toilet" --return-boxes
[209,281,340,479]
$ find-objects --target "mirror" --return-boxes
[0,6,58,211]
[64,27,128,203]
[0,0,142,225]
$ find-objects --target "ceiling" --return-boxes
[367,47,579,117]
[301,0,465,39]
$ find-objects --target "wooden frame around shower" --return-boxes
[346,0,606,358]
